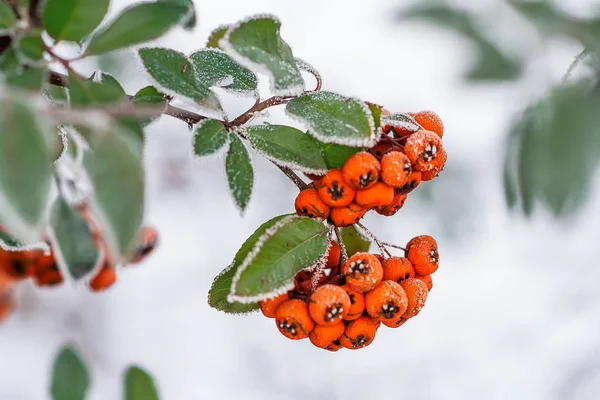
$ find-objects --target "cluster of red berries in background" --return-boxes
[0,211,159,323]
[295,110,446,226]
[258,234,439,351]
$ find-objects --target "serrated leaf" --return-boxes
[49,196,101,280]
[85,2,189,56]
[341,225,370,257]
[230,215,328,301]
[319,142,362,170]
[83,124,145,260]
[226,134,253,212]
[193,119,228,157]
[157,0,196,30]
[51,346,89,400]
[124,366,159,400]
[246,124,327,173]
[0,1,17,30]
[15,30,45,63]
[190,48,258,94]
[286,91,376,147]
[0,97,54,243]
[221,15,304,96]
[7,66,46,90]
[206,25,229,48]
[43,0,109,42]
[208,214,289,313]
[138,47,221,110]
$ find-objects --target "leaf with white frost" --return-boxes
[190,48,257,95]
[225,133,253,213]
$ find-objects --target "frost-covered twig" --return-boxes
[381,241,407,252]
[333,226,348,265]
[355,222,391,258]
[563,48,590,84]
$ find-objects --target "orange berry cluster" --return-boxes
[258,235,439,351]
[295,110,447,226]
[0,220,158,323]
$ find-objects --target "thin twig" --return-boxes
[277,165,307,190]
[333,226,348,265]
[381,242,407,252]
[355,222,392,258]
[227,95,291,127]
[563,48,590,84]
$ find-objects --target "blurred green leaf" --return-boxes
[0,97,54,243]
[51,346,89,400]
[7,66,46,90]
[401,5,522,81]
[206,25,229,48]
[124,366,159,400]
[221,15,304,95]
[85,2,189,56]
[341,225,370,257]
[0,47,21,76]
[0,2,17,30]
[43,0,109,42]
[15,30,45,63]
[157,0,196,30]
[133,86,167,105]
[49,196,101,280]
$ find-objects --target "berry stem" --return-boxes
[381,242,407,252]
[333,226,348,265]
[355,222,392,258]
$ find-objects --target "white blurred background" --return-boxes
[2,0,600,399]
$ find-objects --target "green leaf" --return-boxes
[0,97,54,243]
[221,15,304,95]
[124,366,159,400]
[44,84,70,105]
[6,66,46,90]
[43,0,109,42]
[400,5,522,82]
[0,47,22,77]
[206,25,229,48]
[193,119,228,157]
[189,48,258,94]
[83,124,145,259]
[225,134,253,213]
[85,2,189,56]
[0,229,25,249]
[133,85,167,106]
[208,215,289,313]
[381,113,421,132]
[98,71,126,93]
[230,215,328,302]
[245,124,327,173]
[138,47,221,111]
[49,196,101,280]
[0,1,17,30]
[51,345,90,400]
[286,91,377,147]
[15,30,45,63]
[157,0,196,30]
[319,142,362,170]
[341,225,370,257]
[367,102,382,130]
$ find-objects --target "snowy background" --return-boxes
[2,0,600,399]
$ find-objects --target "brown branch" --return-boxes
[355,222,392,258]
[29,0,41,27]
[227,95,291,127]
[276,165,307,190]
[333,226,348,265]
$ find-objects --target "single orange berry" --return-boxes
[90,266,117,292]
[355,182,394,209]
[0,249,39,280]
[316,169,356,207]
[407,241,439,275]
[130,227,159,263]
[329,202,367,227]
[416,274,433,291]
[326,241,341,270]
[308,284,351,325]
[309,321,345,349]
[275,299,315,340]
[413,110,444,138]
[404,130,444,172]
[341,253,383,293]
[406,235,438,250]
[375,191,407,216]
[340,284,365,321]
[380,151,412,188]
[259,292,290,318]
[342,152,381,190]
[400,278,429,319]
[382,315,408,329]
[398,170,421,194]
[365,280,408,321]
[339,315,379,350]
[421,168,440,181]
[295,188,331,220]
[382,257,415,282]
[33,253,63,287]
